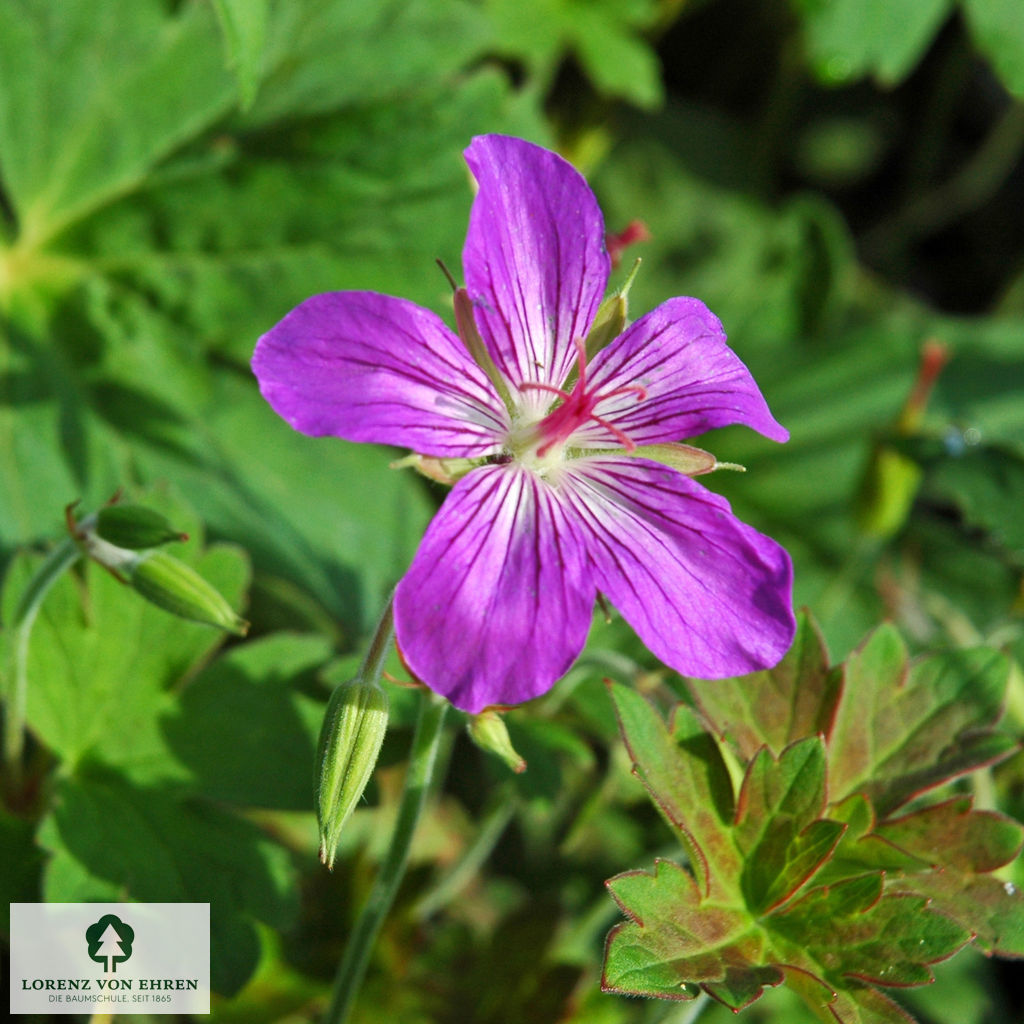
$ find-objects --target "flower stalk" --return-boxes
[2,538,81,788]
[323,687,448,1024]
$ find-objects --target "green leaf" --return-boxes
[161,633,330,810]
[245,0,491,127]
[608,682,737,897]
[923,441,1024,555]
[603,858,774,1003]
[773,878,969,986]
[878,796,1024,873]
[734,739,845,913]
[827,626,1015,814]
[0,810,42,909]
[37,767,297,995]
[898,871,1024,957]
[19,493,248,777]
[605,621,1023,1020]
[0,0,234,246]
[790,0,954,87]
[483,0,662,107]
[820,794,930,882]
[211,0,268,110]
[0,322,122,548]
[687,610,840,761]
[963,0,1024,98]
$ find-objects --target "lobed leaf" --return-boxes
[607,681,737,897]
[606,615,1023,1022]
[895,872,1024,958]
[0,0,234,245]
[603,858,773,1003]
[688,610,840,761]
[878,796,1024,873]
[772,879,970,986]
[734,738,845,913]
[827,626,1015,814]
[37,767,297,995]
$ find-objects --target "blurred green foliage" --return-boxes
[2,1,1023,1022]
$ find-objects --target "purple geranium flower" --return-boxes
[253,134,795,713]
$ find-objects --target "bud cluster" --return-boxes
[66,500,248,635]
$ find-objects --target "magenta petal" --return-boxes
[394,464,595,713]
[579,297,789,446]
[463,135,610,400]
[253,291,508,456]
[562,457,795,678]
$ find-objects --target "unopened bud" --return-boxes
[317,677,390,869]
[467,709,526,774]
[856,340,949,540]
[585,258,641,361]
[128,550,249,635]
[68,503,248,634]
[96,504,188,550]
[629,443,717,476]
[390,453,478,486]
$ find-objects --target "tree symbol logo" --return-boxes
[85,914,135,973]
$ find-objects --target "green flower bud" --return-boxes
[584,257,641,361]
[128,550,249,635]
[855,443,923,540]
[317,677,390,869]
[67,501,248,634]
[95,504,188,550]
[466,709,526,774]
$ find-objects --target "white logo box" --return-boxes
[10,903,210,1015]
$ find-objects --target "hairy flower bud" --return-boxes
[316,676,390,869]
[128,550,249,635]
[67,502,248,634]
[466,709,526,774]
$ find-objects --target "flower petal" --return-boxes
[394,464,594,712]
[462,135,610,403]
[561,457,795,678]
[578,297,789,447]
[253,291,509,456]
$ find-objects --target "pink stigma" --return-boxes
[519,338,646,457]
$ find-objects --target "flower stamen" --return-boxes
[519,337,646,458]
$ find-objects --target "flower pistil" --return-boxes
[518,337,648,460]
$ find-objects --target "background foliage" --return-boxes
[2,0,1023,1021]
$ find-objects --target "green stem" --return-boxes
[358,596,395,682]
[412,792,515,921]
[2,538,81,785]
[322,688,449,1024]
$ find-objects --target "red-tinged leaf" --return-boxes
[602,858,769,1000]
[827,627,1014,814]
[608,682,738,897]
[701,962,787,1011]
[687,610,840,760]
[818,794,929,885]
[878,796,1024,872]
[895,871,1024,957]
[826,983,920,1024]
[771,883,970,986]
[780,966,918,1024]
[734,738,846,912]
